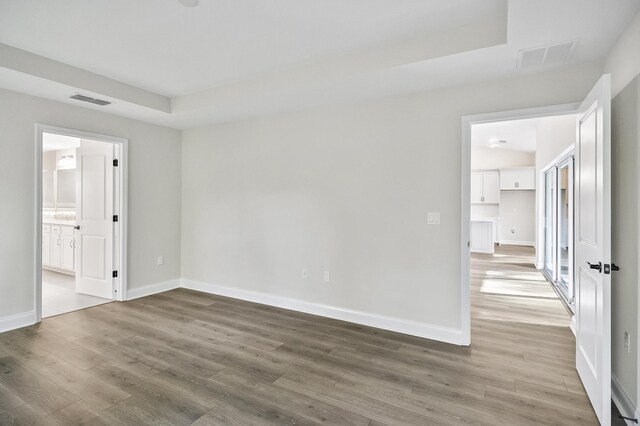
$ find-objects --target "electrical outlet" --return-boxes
[324,271,330,282]
[510,228,516,234]
[625,332,631,353]
[157,256,164,265]
[302,268,308,279]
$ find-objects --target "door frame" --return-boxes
[460,103,579,345]
[34,124,129,322]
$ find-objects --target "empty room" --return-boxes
[0,1,639,425]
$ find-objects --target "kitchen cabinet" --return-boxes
[61,226,75,271]
[470,220,495,253]
[500,168,535,190]
[471,170,500,204]
[43,223,75,275]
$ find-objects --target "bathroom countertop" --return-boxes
[43,219,77,226]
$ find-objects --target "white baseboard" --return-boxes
[126,279,181,301]
[181,279,465,345]
[612,375,639,425]
[0,311,36,333]
[499,240,535,247]
[569,315,576,336]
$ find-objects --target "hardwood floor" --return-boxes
[0,245,599,425]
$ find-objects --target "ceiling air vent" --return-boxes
[70,94,111,106]
[517,40,578,70]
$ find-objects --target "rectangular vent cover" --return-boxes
[70,94,111,106]
[517,40,578,70]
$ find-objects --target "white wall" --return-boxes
[604,12,640,417]
[533,114,577,266]
[605,10,640,97]
[181,62,602,343]
[471,146,535,169]
[0,88,182,324]
[611,75,639,415]
[535,115,577,172]
[498,190,536,245]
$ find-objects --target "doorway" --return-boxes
[35,125,128,321]
[462,74,613,426]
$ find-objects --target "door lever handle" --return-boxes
[587,261,602,273]
[74,225,80,230]
[611,263,620,272]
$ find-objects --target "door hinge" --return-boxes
[112,270,118,278]
[113,215,118,223]
[113,159,119,167]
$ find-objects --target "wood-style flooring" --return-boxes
[0,245,599,425]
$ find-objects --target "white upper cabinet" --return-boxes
[471,170,500,204]
[471,172,483,203]
[482,171,500,203]
[500,168,535,190]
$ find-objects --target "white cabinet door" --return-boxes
[471,172,483,203]
[482,171,500,203]
[42,225,51,266]
[500,170,518,190]
[470,221,495,253]
[50,225,61,267]
[61,226,75,271]
[517,169,536,190]
[501,169,535,190]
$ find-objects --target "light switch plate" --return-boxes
[427,212,441,225]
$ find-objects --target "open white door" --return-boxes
[574,74,611,425]
[75,139,114,299]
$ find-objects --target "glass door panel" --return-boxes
[542,154,575,311]
[556,158,574,304]
[544,169,556,277]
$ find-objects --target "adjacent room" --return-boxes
[1,1,640,425]
[41,132,118,317]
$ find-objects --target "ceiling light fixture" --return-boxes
[179,0,199,7]
[489,139,507,148]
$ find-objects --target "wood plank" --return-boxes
[0,356,78,416]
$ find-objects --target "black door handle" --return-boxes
[74,225,80,230]
[611,263,620,272]
[587,261,602,273]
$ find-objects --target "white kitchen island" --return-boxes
[470,219,496,254]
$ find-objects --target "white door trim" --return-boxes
[460,103,579,345]
[34,124,129,322]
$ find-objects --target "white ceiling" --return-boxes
[471,114,580,152]
[0,0,639,129]
[0,0,505,97]
[42,132,80,152]
[471,118,541,152]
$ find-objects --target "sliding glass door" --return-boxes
[557,159,574,303]
[542,154,575,309]
[544,169,556,278]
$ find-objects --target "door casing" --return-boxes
[461,103,579,345]
[35,124,128,322]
